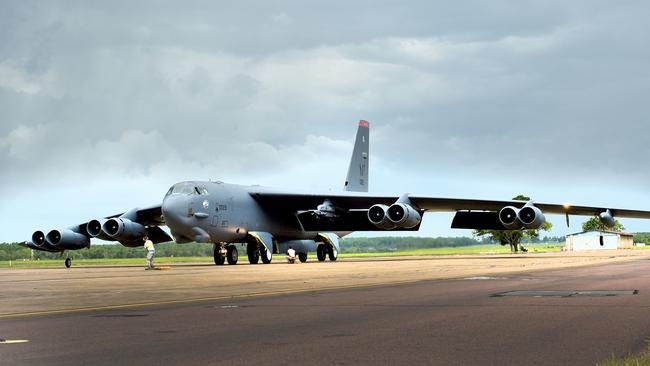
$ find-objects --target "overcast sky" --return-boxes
[1,1,650,242]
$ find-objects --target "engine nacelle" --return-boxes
[387,203,422,229]
[102,218,147,241]
[368,204,397,230]
[499,206,523,230]
[32,230,47,246]
[87,219,115,241]
[46,229,90,250]
[599,210,616,228]
[518,205,546,229]
[31,230,60,251]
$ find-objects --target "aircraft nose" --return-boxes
[162,195,189,230]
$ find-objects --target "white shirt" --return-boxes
[144,240,155,252]
[287,248,296,257]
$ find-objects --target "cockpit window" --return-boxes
[166,183,209,196]
[168,183,196,195]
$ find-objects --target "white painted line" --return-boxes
[0,339,30,344]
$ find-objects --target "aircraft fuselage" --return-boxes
[162,181,349,245]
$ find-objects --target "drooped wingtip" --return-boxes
[359,120,370,128]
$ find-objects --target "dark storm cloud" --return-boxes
[1,1,650,241]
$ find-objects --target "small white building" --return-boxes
[565,231,634,251]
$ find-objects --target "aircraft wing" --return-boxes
[28,204,170,253]
[249,189,650,231]
[409,196,650,219]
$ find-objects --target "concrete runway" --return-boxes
[3,252,650,365]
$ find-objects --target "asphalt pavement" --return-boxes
[3,258,650,365]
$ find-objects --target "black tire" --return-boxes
[64,258,72,268]
[316,244,326,262]
[247,243,260,264]
[298,253,308,263]
[214,246,226,265]
[260,246,272,264]
[227,246,238,265]
[328,246,338,261]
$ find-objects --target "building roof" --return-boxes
[566,230,633,237]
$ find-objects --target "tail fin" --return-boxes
[344,120,370,192]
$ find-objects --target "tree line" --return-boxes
[0,235,573,261]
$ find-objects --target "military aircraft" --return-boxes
[23,121,650,267]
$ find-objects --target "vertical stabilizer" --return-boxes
[344,120,370,192]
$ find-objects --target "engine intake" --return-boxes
[368,204,397,230]
[499,206,523,230]
[32,230,47,246]
[387,203,422,229]
[46,229,90,250]
[102,218,147,241]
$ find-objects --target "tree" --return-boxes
[581,217,625,232]
[473,195,553,253]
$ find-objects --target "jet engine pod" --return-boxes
[87,219,114,241]
[599,210,616,228]
[368,204,397,230]
[87,219,103,237]
[102,218,147,241]
[499,206,523,230]
[518,205,546,229]
[46,229,90,250]
[31,230,60,251]
[387,203,422,229]
[32,230,47,246]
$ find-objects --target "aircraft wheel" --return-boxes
[260,246,272,264]
[227,246,238,265]
[214,246,226,266]
[316,244,326,262]
[298,253,308,263]
[247,243,260,264]
[64,258,72,268]
[328,246,338,261]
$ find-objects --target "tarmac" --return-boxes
[3,250,650,365]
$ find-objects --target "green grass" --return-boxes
[339,244,563,257]
[598,348,650,366]
[0,244,565,268]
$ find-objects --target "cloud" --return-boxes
[2,1,650,241]
[0,61,47,95]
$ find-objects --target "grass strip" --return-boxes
[0,244,564,268]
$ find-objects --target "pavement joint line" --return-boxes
[0,278,427,319]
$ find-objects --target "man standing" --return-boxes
[144,236,155,269]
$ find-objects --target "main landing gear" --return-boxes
[298,253,308,263]
[214,244,239,265]
[64,257,72,268]
[214,243,273,266]
[246,242,273,265]
[247,242,260,264]
[316,243,338,262]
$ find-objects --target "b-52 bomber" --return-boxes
[24,121,650,267]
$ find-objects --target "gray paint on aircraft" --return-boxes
[344,120,370,192]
